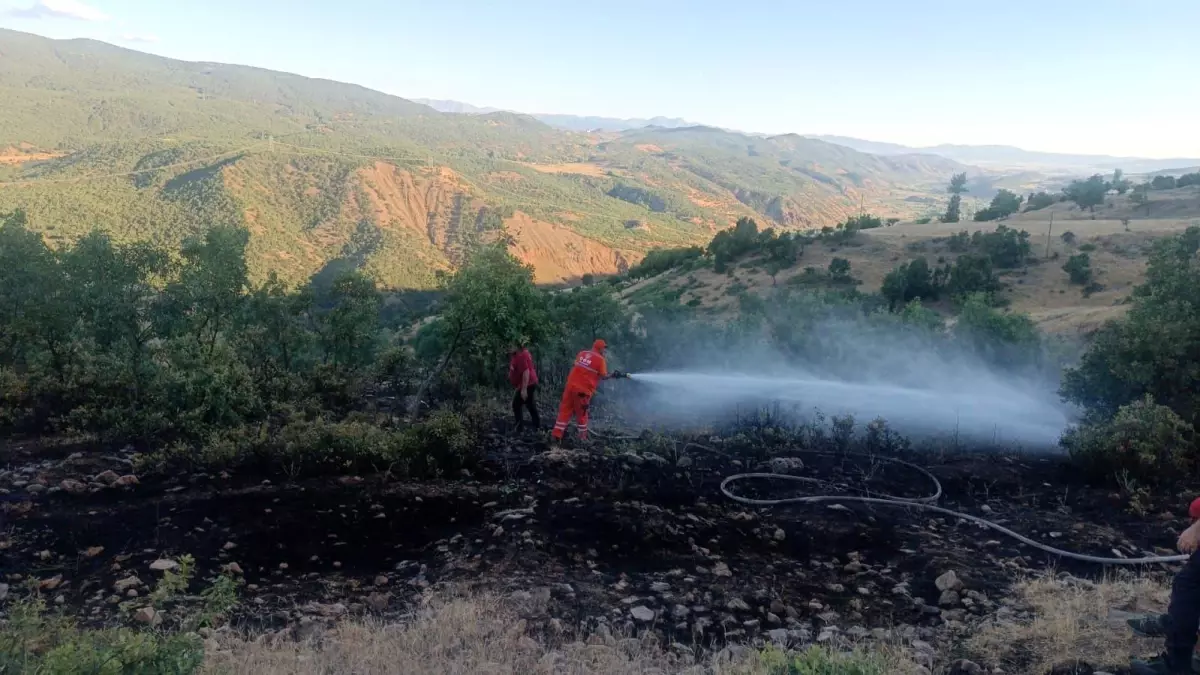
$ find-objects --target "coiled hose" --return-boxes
[719,451,1189,566]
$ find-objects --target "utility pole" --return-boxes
[1045,213,1054,259]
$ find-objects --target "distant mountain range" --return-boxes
[810,136,1200,175]
[412,99,694,132]
[417,99,1200,174]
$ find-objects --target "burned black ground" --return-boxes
[0,427,1192,672]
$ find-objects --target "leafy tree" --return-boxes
[1061,231,1077,245]
[1063,252,1093,285]
[1063,174,1108,216]
[944,254,1001,297]
[1062,395,1196,482]
[843,214,884,230]
[709,217,761,273]
[949,172,968,195]
[1024,191,1057,212]
[971,225,1032,268]
[410,245,550,413]
[1111,168,1131,195]
[1178,172,1200,188]
[954,292,1040,367]
[974,189,1023,221]
[158,226,251,353]
[628,246,703,279]
[1151,175,1177,190]
[940,173,968,223]
[312,271,381,371]
[942,195,962,224]
[1061,227,1200,423]
[1129,182,1151,215]
[881,257,939,309]
[828,257,852,283]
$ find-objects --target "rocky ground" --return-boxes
[0,429,1192,674]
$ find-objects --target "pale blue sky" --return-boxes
[2,0,1198,157]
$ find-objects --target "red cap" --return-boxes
[1189,497,1200,520]
[593,339,607,351]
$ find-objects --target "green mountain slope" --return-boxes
[0,29,964,288]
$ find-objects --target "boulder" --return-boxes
[113,475,139,488]
[630,606,655,622]
[149,559,179,572]
[95,470,120,485]
[134,607,160,625]
[59,479,87,495]
[935,570,964,593]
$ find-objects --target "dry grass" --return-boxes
[522,162,610,177]
[203,592,927,675]
[627,218,1198,335]
[967,574,1169,673]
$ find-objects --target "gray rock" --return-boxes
[726,597,751,612]
[939,590,960,607]
[60,479,87,495]
[0,583,8,600]
[948,659,983,675]
[26,484,45,494]
[95,470,121,485]
[630,606,655,622]
[366,592,390,612]
[113,576,141,592]
[676,456,693,468]
[113,475,139,488]
[935,570,964,592]
[712,561,732,577]
[671,604,690,619]
[149,559,178,572]
[133,607,160,625]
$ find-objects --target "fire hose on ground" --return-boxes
[717,450,1189,566]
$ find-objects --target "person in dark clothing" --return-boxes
[508,341,540,433]
[1131,498,1200,674]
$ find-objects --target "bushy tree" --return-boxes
[1178,172,1200,188]
[627,246,703,279]
[1129,182,1150,215]
[944,254,1001,298]
[1063,174,1108,215]
[1061,395,1196,482]
[1151,175,1177,190]
[1111,168,1131,195]
[881,257,939,309]
[1024,191,1057,212]
[410,245,551,412]
[1063,252,1093,285]
[828,257,852,283]
[974,189,1023,222]
[942,195,962,224]
[1061,227,1200,423]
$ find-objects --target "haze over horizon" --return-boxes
[1,0,1198,158]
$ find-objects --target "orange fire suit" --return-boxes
[552,342,607,441]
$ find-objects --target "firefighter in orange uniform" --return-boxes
[552,339,623,443]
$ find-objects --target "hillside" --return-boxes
[0,29,965,288]
[623,187,1200,336]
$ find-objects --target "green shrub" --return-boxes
[1063,252,1093,285]
[0,595,204,675]
[1062,395,1196,482]
[757,644,889,675]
